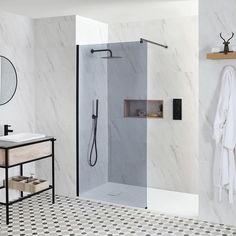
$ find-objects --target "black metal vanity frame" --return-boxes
[0,137,56,225]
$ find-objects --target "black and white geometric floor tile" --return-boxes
[0,193,236,236]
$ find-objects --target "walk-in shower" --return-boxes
[77,40,198,218]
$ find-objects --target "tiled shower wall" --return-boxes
[0,11,35,201]
[199,0,236,226]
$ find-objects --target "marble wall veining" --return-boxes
[199,0,236,226]
[35,16,77,197]
[108,16,198,194]
[76,16,108,45]
[0,11,35,134]
[0,11,35,201]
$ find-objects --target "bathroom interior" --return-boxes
[0,0,236,234]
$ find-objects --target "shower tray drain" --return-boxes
[107,192,122,197]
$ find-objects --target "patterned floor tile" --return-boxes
[0,193,236,235]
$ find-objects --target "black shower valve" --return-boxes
[173,99,182,120]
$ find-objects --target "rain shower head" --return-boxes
[101,56,122,59]
[91,49,122,59]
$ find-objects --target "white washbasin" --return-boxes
[0,133,46,142]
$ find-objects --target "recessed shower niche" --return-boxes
[124,100,163,118]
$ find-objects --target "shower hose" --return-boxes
[89,114,98,167]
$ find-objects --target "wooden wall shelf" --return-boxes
[124,99,163,119]
[207,52,236,60]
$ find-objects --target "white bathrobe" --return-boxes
[213,65,236,203]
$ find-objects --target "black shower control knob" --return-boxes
[173,99,182,120]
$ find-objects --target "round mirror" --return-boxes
[0,56,17,105]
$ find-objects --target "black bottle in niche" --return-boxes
[173,99,182,120]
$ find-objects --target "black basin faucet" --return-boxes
[4,125,13,136]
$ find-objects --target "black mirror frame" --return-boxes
[0,55,18,106]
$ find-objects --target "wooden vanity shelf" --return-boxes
[0,141,52,166]
[0,137,56,225]
[124,99,163,118]
[3,176,49,193]
[207,52,236,60]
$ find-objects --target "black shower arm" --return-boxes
[91,49,113,57]
[140,38,168,49]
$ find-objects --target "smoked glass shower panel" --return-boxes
[78,41,147,208]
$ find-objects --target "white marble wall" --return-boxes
[0,11,35,201]
[199,0,236,226]
[35,16,77,197]
[76,16,108,45]
[109,16,198,194]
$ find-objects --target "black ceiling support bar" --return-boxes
[140,38,168,49]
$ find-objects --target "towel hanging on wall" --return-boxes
[213,65,236,204]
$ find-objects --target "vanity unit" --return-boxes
[0,136,56,224]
